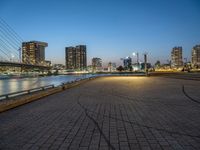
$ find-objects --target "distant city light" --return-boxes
[11,54,15,58]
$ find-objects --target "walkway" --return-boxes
[0,76,200,150]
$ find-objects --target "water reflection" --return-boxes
[0,74,94,95]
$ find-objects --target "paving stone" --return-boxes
[0,76,200,150]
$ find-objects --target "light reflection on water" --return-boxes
[0,74,94,95]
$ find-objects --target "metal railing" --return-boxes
[0,76,97,101]
[0,84,54,101]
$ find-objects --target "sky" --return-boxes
[0,0,200,66]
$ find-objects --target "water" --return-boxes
[0,74,95,95]
[0,73,146,95]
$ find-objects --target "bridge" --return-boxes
[0,61,51,70]
[0,17,50,72]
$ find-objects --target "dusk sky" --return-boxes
[1,0,200,66]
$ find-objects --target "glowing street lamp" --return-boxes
[10,54,15,62]
[132,52,139,63]
[132,52,136,56]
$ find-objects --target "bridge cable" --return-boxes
[0,38,19,56]
[0,17,23,42]
[0,39,19,61]
[0,18,34,64]
[0,26,21,47]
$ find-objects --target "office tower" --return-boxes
[92,57,102,71]
[171,47,183,67]
[22,41,48,65]
[108,62,116,72]
[65,46,76,70]
[123,57,132,70]
[65,45,87,70]
[191,45,200,67]
[76,45,87,70]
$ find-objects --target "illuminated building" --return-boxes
[108,62,116,72]
[65,45,87,70]
[171,47,183,67]
[22,41,48,65]
[92,57,102,72]
[123,57,132,70]
[191,45,200,67]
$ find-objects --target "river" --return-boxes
[0,74,95,95]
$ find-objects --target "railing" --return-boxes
[0,76,97,101]
[0,84,55,101]
[0,74,147,101]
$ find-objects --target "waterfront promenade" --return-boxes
[0,76,200,150]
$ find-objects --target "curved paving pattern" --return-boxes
[0,76,200,150]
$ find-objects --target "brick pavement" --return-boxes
[0,76,200,150]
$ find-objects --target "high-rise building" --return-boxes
[123,57,132,70]
[92,57,102,71]
[108,62,116,72]
[191,45,200,67]
[22,41,48,65]
[65,46,75,69]
[65,45,87,70]
[171,47,183,67]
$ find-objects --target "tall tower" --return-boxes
[123,57,132,70]
[92,57,102,71]
[22,41,48,65]
[65,45,87,70]
[65,46,76,70]
[171,47,183,67]
[191,45,200,68]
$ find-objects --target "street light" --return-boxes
[10,54,15,62]
[132,52,139,64]
[132,52,140,71]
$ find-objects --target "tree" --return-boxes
[155,60,161,68]
[117,66,124,72]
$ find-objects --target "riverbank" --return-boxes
[0,77,96,113]
[0,74,95,95]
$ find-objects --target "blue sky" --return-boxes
[0,0,200,66]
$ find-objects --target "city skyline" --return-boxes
[1,0,200,66]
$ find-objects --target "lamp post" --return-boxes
[10,54,15,62]
[132,52,139,64]
[132,52,140,71]
[144,53,148,75]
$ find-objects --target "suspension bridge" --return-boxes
[0,17,51,72]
